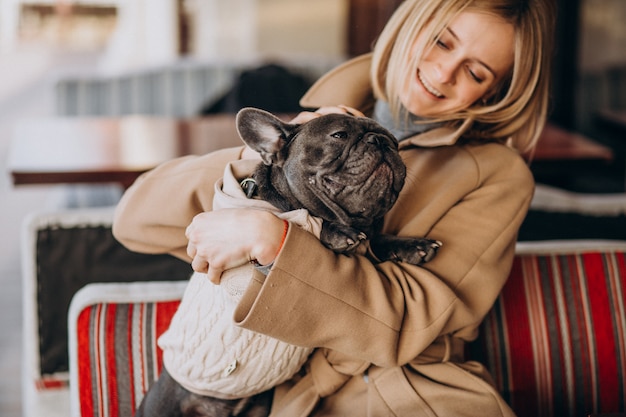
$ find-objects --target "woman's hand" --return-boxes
[185,209,286,284]
[290,105,365,124]
[241,146,261,159]
[239,106,364,159]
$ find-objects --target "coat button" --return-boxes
[224,359,238,377]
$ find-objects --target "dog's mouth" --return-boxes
[322,163,394,192]
[319,160,403,219]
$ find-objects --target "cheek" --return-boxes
[457,83,490,107]
[421,46,438,63]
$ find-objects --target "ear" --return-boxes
[236,107,299,166]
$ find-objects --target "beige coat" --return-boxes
[113,55,533,416]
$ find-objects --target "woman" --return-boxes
[114,0,555,415]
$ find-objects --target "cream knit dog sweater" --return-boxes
[158,159,322,399]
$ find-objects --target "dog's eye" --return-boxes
[331,131,348,139]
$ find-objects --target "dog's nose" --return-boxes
[365,133,396,149]
[365,133,383,146]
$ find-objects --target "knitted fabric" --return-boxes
[158,160,322,399]
[372,99,442,141]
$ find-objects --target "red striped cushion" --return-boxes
[471,249,626,417]
[71,248,626,417]
[75,300,179,417]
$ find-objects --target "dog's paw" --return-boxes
[371,236,442,265]
[320,223,367,254]
[403,238,442,265]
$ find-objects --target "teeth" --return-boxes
[418,71,443,98]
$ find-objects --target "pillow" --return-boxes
[22,208,191,390]
[68,281,186,417]
[468,242,626,417]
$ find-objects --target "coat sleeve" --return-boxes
[232,143,534,367]
[112,146,244,261]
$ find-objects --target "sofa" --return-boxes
[21,186,626,417]
[20,207,191,417]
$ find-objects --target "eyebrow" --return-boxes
[445,27,497,77]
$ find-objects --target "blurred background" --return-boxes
[0,1,625,416]
[0,0,623,125]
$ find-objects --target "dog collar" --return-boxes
[240,178,258,198]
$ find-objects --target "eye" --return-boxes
[435,39,449,50]
[330,131,348,139]
[467,67,485,84]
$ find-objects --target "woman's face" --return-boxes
[401,11,515,117]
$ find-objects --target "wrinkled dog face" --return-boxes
[284,113,406,221]
[236,108,406,227]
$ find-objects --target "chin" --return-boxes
[403,102,438,118]
[400,92,438,118]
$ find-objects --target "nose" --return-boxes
[365,133,397,149]
[434,60,458,84]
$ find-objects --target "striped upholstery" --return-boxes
[68,282,186,417]
[69,242,626,417]
[469,242,626,417]
[22,207,191,395]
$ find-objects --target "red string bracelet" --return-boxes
[275,219,290,257]
[250,219,289,267]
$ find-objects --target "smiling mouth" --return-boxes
[417,71,444,98]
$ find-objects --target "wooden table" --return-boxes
[8,115,245,189]
[531,123,614,162]
[8,117,614,189]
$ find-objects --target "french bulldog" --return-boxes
[237,107,441,262]
[136,108,441,417]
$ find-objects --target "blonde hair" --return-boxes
[371,0,555,153]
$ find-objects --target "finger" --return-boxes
[207,267,223,285]
[338,105,365,117]
[315,105,361,116]
[290,111,320,124]
[187,242,196,259]
[315,106,346,116]
[191,256,209,273]
[241,146,261,160]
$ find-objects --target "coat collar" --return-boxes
[299,53,468,148]
[299,53,374,111]
[399,117,473,148]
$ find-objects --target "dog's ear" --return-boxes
[236,107,299,166]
